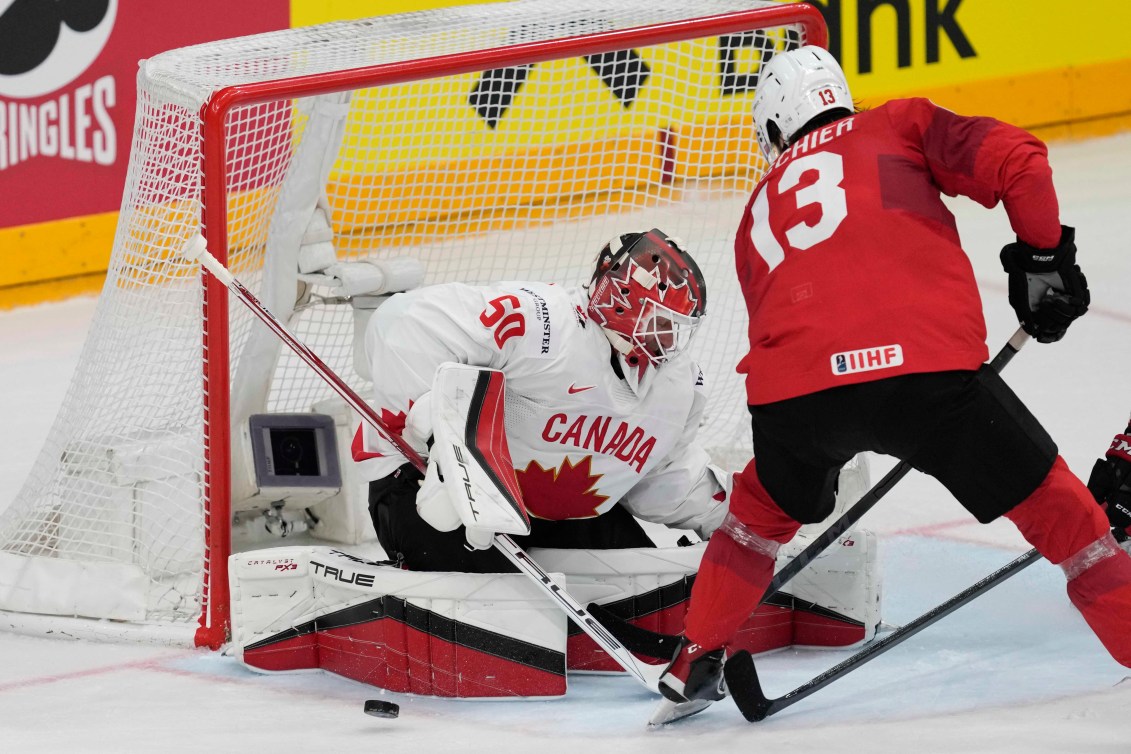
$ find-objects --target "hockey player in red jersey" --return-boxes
[658,45,1131,710]
[355,229,730,571]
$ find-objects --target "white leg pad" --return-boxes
[230,547,567,698]
[531,545,704,671]
[534,529,881,671]
[773,527,882,649]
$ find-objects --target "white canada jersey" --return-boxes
[355,281,728,538]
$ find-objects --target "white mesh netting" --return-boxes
[0,0,815,643]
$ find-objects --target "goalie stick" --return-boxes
[724,547,1043,721]
[182,235,664,693]
[594,327,1034,663]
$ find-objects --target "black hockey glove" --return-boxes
[1000,225,1089,343]
[1086,424,1131,543]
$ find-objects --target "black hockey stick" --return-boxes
[591,327,1033,661]
[725,547,1043,721]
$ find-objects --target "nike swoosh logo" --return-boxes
[568,384,596,394]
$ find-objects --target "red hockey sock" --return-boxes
[684,461,801,650]
[1004,456,1110,564]
[1065,538,1131,667]
[1005,456,1131,666]
[684,523,777,650]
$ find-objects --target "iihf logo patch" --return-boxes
[830,345,903,376]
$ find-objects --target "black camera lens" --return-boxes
[270,428,319,476]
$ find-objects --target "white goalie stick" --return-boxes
[182,235,665,693]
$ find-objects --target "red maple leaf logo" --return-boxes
[351,404,411,462]
[655,267,700,315]
[381,405,409,435]
[515,456,609,520]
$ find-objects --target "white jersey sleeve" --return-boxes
[354,282,514,479]
[617,362,730,539]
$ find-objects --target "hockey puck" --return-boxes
[363,700,400,719]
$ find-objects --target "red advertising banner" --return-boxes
[0,0,289,228]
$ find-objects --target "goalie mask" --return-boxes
[587,229,706,395]
[752,45,853,161]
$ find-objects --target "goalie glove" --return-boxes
[400,391,472,535]
[1087,423,1131,546]
[416,458,462,533]
[999,225,1089,343]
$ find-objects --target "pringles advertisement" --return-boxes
[0,0,120,226]
[0,0,287,228]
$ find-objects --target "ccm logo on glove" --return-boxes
[1109,435,1131,462]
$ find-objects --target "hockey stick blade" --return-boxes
[726,548,1043,722]
[723,651,773,722]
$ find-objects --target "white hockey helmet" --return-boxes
[752,45,853,160]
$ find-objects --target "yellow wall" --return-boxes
[291,0,508,26]
[824,0,1131,137]
[4,0,1130,308]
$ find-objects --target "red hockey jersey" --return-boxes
[735,97,1062,404]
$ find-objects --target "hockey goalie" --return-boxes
[229,229,881,698]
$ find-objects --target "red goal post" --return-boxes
[0,1,827,649]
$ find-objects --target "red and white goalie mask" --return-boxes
[587,229,707,395]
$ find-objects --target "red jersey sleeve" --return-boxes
[884,98,1062,248]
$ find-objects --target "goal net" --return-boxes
[0,0,824,647]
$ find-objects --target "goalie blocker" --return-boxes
[416,362,532,549]
[230,532,879,697]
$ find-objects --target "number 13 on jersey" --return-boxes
[749,151,848,272]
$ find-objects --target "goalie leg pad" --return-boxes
[230,547,567,698]
[531,544,707,672]
[533,528,880,672]
[737,526,881,653]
